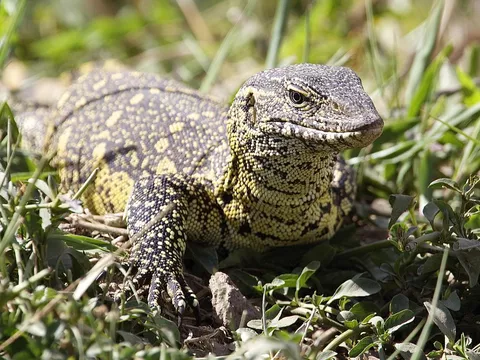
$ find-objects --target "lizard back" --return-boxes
[49,71,230,213]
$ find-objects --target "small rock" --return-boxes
[2,60,28,91]
[103,213,126,227]
[209,272,260,330]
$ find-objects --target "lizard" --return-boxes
[18,63,383,320]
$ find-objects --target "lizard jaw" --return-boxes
[262,117,383,150]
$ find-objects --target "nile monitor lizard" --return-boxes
[19,64,383,318]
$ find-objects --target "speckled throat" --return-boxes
[219,148,340,250]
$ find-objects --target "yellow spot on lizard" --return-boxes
[130,93,145,105]
[106,110,123,127]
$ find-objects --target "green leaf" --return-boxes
[265,304,282,320]
[441,291,461,312]
[46,237,73,270]
[316,350,337,360]
[368,316,385,332]
[0,102,20,149]
[236,328,258,342]
[337,310,355,322]
[418,149,434,205]
[466,352,480,360]
[337,310,359,329]
[388,194,416,229]
[24,321,47,337]
[433,199,463,235]
[456,250,480,287]
[265,0,289,69]
[232,335,302,360]
[117,331,145,344]
[344,319,359,329]
[229,269,261,294]
[390,294,410,314]
[271,306,285,324]
[73,254,115,301]
[440,131,465,148]
[428,178,462,193]
[296,260,320,293]
[39,208,52,230]
[268,273,298,290]
[247,319,263,330]
[32,287,58,306]
[350,302,380,321]
[349,336,376,358]
[328,276,381,304]
[48,232,117,252]
[457,66,480,106]
[86,339,114,357]
[29,178,56,200]
[150,314,180,347]
[423,202,440,228]
[424,301,456,342]
[300,242,335,267]
[394,342,427,360]
[427,350,446,358]
[0,0,27,69]
[200,0,255,92]
[422,253,444,274]
[271,315,299,329]
[389,222,415,248]
[384,309,415,334]
[453,238,480,251]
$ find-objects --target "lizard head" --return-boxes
[227,63,383,154]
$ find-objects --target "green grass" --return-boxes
[1,0,480,359]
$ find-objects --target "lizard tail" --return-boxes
[13,105,51,155]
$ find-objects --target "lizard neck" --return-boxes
[215,86,346,249]
[220,88,338,207]
[217,147,340,250]
[225,149,337,207]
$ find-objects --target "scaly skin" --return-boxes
[26,64,383,319]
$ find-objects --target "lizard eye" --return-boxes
[288,90,306,105]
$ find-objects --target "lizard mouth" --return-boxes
[263,117,383,149]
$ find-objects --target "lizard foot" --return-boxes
[128,265,200,326]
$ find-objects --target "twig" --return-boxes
[68,217,129,236]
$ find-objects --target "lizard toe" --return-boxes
[134,268,198,325]
[178,276,201,324]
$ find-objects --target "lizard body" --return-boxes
[22,64,383,316]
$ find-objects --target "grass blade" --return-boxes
[265,0,290,69]
[0,0,27,69]
[407,45,452,119]
[412,248,449,360]
[404,0,444,105]
[302,1,312,63]
[365,0,384,94]
[199,0,255,93]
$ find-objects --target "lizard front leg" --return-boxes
[126,174,225,322]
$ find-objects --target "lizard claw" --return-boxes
[129,266,199,325]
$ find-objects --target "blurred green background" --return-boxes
[1,0,478,100]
